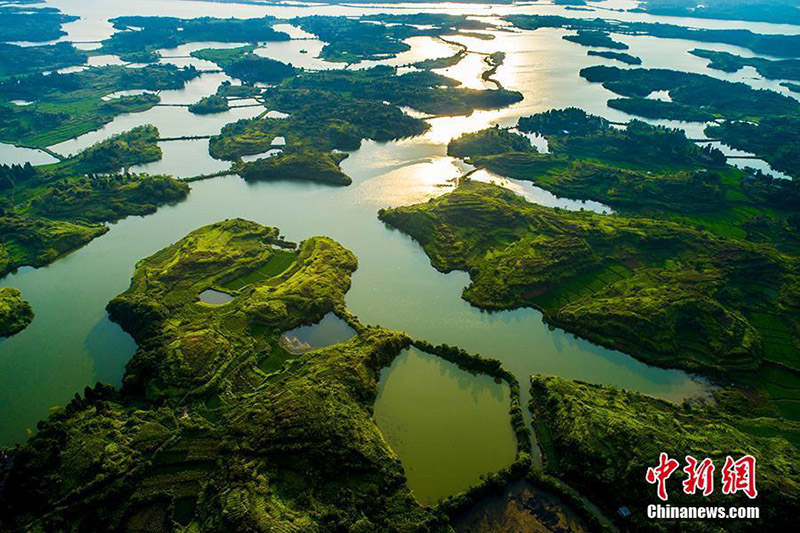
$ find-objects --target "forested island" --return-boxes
[579,66,800,178]
[634,0,800,26]
[0,287,33,338]
[0,64,199,147]
[0,127,188,276]
[504,14,800,57]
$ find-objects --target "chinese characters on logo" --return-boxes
[645,454,757,501]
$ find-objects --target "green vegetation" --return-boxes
[379,179,800,375]
[191,46,297,84]
[530,375,800,530]
[0,4,77,42]
[413,49,467,70]
[0,128,187,275]
[563,31,628,50]
[637,0,800,26]
[292,14,492,63]
[0,220,453,531]
[518,109,727,171]
[707,116,800,179]
[27,173,188,224]
[0,42,87,78]
[190,45,255,68]
[0,64,199,147]
[691,49,800,80]
[587,50,641,65]
[0,214,107,276]
[579,66,800,177]
[783,82,800,94]
[504,14,800,57]
[101,16,289,63]
[188,95,229,115]
[0,287,33,338]
[580,66,800,119]
[448,126,536,158]
[51,125,162,174]
[442,111,800,253]
[208,65,520,184]
[240,151,351,186]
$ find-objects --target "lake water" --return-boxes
[3,0,796,503]
[374,346,517,504]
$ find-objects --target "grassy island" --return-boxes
[690,49,800,81]
[636,0,800,26]
[292,14,494,63]
[0,42,87,78]
[188,95,230,115]
[379,179,800,375]
[0,287,33,338]
[0,127,188,275]
[0,64,200,147]
[448,111,752,221]
[0,219,454,531]
[239,151,351,185]
[530,375,800,531]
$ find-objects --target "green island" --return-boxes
[188,95,230,115]
[0,4,77,42]
[563,31,629,50]
[100,16,290,63]
[0,126,188,276]
[0,64,199,147]
[587,50,641,65]
[0,219,516,531]
[380,176,800,525]
[291,14,493,64]
[191,46,297,84]
[635,0,800,26]
[239,151,351,186]
[690,49,800,81]
[0,287,33,338]
[580,65,800,120]
[579,66,800,178]
[529,375,799,531]
[504,14,800,57]
[379,179,799,374]
[0,42,87,78]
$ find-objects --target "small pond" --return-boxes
[373,347,517,505]
[279,312,356,354]
[198,289,234,305]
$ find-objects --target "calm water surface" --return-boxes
[374,347,517,504]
